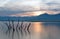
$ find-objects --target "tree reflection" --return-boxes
[3,20,31,39]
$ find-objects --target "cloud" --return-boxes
[0,7,40,16]
[0,0,10,7]
[3,0,40,11]
[40,2,60,13]
[10,12,36,17]
[41,0,60,3]
[1,0,60,12]
[0,0,40,16]
[0,0,60,16]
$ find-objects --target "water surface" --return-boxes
[0,21,60,39]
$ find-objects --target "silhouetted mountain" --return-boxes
[36,13,60,22]
[0,13,60,22]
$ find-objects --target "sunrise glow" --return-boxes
[32,11,46,16]
[10,11,45,17]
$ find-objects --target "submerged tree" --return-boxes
[3,20,31,39]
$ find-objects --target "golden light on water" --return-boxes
[32,22,44,33]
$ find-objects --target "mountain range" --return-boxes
[0,13,60,22]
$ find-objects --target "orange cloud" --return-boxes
[10,11,45,17]
[10,12,36,17]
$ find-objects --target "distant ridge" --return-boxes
[0,13,60,22]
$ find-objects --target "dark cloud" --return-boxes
[0,0,60,16]
[0,7,40,16]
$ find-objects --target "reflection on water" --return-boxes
[0,21,60,39]
[32,22,43,33]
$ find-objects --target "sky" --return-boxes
[0,0,60,16]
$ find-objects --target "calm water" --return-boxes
[0,21,60,39]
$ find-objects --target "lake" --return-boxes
[0,21,60,39]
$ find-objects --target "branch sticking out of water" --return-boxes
[3,20,31,39]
